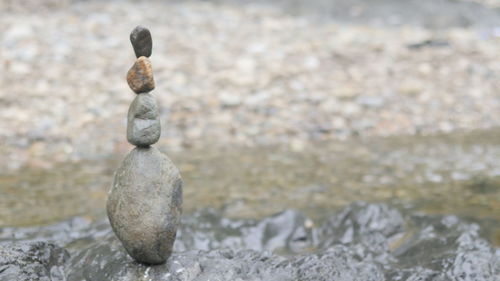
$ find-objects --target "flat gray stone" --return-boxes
[127,93,160,147]
[130,26,152,58]
[106,146,183,265]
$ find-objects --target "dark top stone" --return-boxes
[130,26,152,58]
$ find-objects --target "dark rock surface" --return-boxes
[0,242,68,281]
[126,93,161,146]
[107,146,182,264]
[130,25,152,58]
[66,241,386,281]
[1,203,499,280]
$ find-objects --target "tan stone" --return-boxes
[126,56,155,94]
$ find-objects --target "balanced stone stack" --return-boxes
[107,26,183,265]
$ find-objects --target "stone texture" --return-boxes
[106,146,183,265]
[2,204,500,280]
[2,1,500,173]
[130,26,152,58]
[126,57,155,94]
[0,242,69,281]
[127,93,161,146]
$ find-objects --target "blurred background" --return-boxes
[0,0,499,243]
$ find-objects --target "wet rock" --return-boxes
[387,214,500,281]
[106,146,183,264]
[176,209,313,254]
[65,233,383,281]
[288,246,385,281]
[130,26,152,58]
[126,56,155,94]
[317,202,405,247]
[0,242,69,281]
[2,203,499,280]
[126,93,161,146]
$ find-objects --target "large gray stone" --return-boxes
[106,146,183,264]
[126,93,161,147]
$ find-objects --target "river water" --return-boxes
[1,129,499,245]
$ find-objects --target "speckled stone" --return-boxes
[106,146,183,265]
[127,93,160,147]
[126,57,155,94]
[130,26,152,58]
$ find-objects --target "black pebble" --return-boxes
[130,26,152,58]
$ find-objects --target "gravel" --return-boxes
[0,0,499,172]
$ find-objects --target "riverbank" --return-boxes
[0,0,499,172]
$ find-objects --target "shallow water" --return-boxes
[0,129,499,280]
[0,129,498,239]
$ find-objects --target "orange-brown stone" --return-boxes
[126,56,155,94]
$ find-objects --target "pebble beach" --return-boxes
[0,0,499,172]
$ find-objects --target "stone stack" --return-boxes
[106,26,183,265]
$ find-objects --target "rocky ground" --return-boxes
[0,0,499,172]
[1,203,499,281]
[1,2,499,279]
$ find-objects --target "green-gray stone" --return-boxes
[106,146,183,264]
[127,93,161,147]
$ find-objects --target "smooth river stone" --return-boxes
[127,56,155,94]
[127,93,160,146]
[130,26,152,58]
[107,146,183,265]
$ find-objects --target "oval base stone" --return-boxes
[106,146,183,264]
